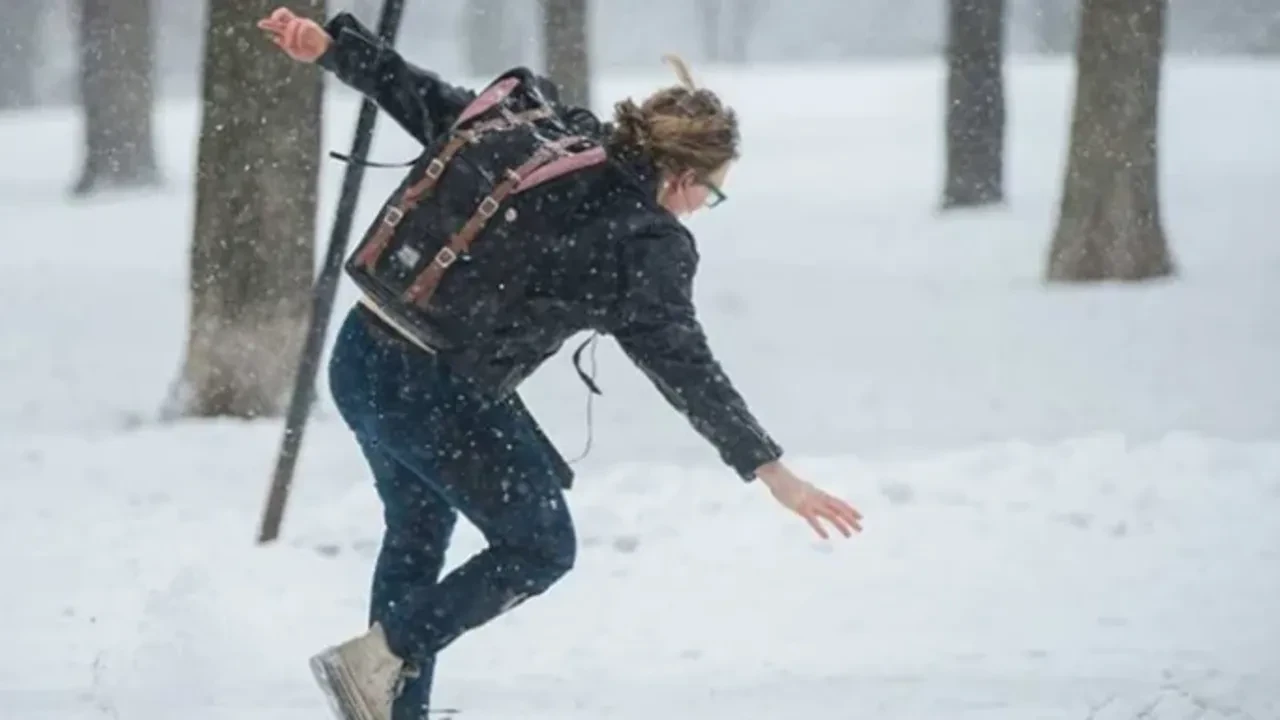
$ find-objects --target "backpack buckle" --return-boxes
[383,206,404,226]
[434,247,457,268]
[425,158,447,179]
[478,196,500,218]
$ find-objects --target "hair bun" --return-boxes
[605,54,740,178]
[611,97,650,148]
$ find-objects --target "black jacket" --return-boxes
[318,12,782,482]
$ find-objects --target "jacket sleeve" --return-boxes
[316,12,476,145]
[609,230,784,481]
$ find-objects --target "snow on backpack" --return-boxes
[343,67,608,347]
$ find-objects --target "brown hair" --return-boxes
[608,54,740,179]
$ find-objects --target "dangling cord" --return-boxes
[567,333,602,464]
[328,150,417,168]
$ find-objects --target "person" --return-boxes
[258,7,863,720]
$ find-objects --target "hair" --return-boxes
[608,54,740,180]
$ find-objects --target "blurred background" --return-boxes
[4,0,1280,108]
[1,2,1278,719]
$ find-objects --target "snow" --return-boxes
[2,59,1279,719]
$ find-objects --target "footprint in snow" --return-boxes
[612,535,640,553]
[1057,511,1093,529]
[878,481,914,506]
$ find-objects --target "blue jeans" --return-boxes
[327,305,577,720]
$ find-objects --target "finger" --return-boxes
[798,504,829,538]
[825,493,861,521]
[820,497,861,536]
[258,12,289,31]
[272,36,298,58]
[830,498,863,532]
[287,21,305,52]
[271,7,294,23]
[821,494,861,527]
[802,509,829,540]
[816,503,854,538]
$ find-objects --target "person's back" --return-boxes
[258,8,862,720]
[317,29,712,405]
[339,64,690,398]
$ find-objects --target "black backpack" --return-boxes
[344,67,609,348]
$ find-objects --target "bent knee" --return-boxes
[519,509,577,592]
[543,520,577,578]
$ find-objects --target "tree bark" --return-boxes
[73,0,161,196]
[540,0,591,109]
[942,0,1006,209]
[1046,0,1175,282]
[170,0,324,419]
[0,0,44,109]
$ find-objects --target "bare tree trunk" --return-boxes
[696,0,759,64]
[0,0,44,109]
[1242,0,1280,54]
[1046,0,1174,282]
[73,0,160,196]
[942,0,1005,209]
[464,0,524,78]
[540,0,590,109]
[697,0,723,63]
[169,0,324,419]
[725,0,761,64]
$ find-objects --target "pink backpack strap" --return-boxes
[514,145,607,194]
[453,77,521,128]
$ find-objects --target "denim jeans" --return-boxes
[327,305,577,719]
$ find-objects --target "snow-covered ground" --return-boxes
[2,59,1278,719]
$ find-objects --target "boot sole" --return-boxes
[309,649,379,720]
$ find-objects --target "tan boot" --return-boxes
[309,622,409,720]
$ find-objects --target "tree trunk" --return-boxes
[1242,0,1280,54]
[73,0,161,196]
[0,0,44,109]
[697,0,723,63]
[170,0,324,419]
[725,0,761,64]
[540,0,591,109]
[1046,0,1174,282]
[697,0,759,64]
[942,0,1006,209]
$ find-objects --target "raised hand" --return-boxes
[257,7,332,63]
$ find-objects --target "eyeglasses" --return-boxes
[699,177,727,209]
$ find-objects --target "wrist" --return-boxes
[754,459,787,484]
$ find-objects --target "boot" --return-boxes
[309,622,411,720]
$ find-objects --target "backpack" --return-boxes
[344,67,610,348]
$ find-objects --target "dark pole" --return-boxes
[257,0,407,544]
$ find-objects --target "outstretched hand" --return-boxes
[257,7,331,63]
[757,461,863,540]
